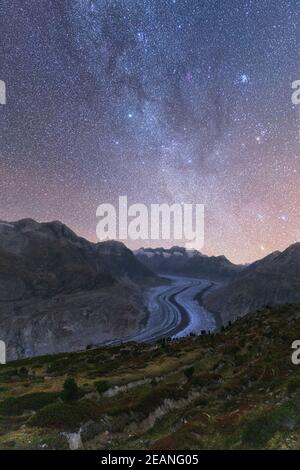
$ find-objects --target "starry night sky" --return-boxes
[1,0,299,263]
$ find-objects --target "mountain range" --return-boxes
[0,218,299,360]
[203,242,300,324]
[136,244,300,325]
[135,246,243,281]
[0,219,157,360]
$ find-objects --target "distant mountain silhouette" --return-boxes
[135,246,243,281]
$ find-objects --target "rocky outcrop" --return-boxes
[0,283,147,360]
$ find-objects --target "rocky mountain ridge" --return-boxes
[0,219,157,360]
[135,246,243,281]
[203,242,300,324]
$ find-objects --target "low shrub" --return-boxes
[0,391,60,416]
[241,403,298,448]
[134,385,188,415]
[190,372,221,388]
[183,367,195,381]
[18,367,29,377]
[287,377,300,394]
[29,400,102,431]
[94,380,110,394]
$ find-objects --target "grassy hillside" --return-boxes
[0,303,300,450]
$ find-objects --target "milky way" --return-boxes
[0,0,299,263]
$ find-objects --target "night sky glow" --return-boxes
[1,0,300,263]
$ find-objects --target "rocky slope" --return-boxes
[0,219,157,360]
[203,243,300,324]
[0,219,155,300]
[135,246,243,281]
[0,302,299,450]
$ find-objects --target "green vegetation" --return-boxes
[0,303,300,449]
[61,378,79,402]
[183,367,195,381]
[94,380,110,394]
[240,402,298,448]
[0,392,60,416]
[29,400,102,430]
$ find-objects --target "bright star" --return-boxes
[240,74,250,84]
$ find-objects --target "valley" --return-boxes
[1,219,300,361]
[0,220,300,450]
[103,276,218,346]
